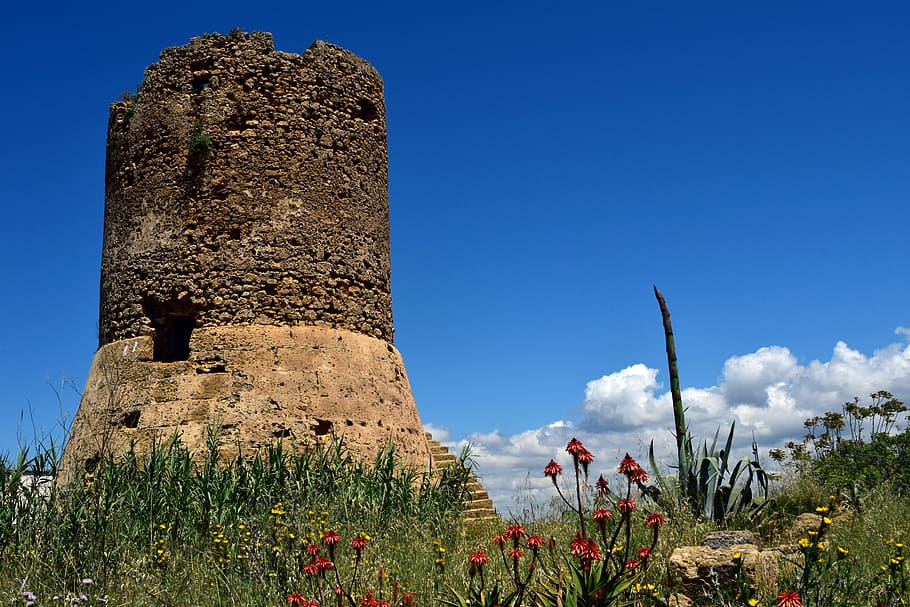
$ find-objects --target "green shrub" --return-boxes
[779,391,910,500]
[187,121,211,155]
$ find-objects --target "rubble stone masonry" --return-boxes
[101,30,392,346]
[62,31,434,475]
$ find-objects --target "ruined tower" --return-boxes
[62,30,433,472]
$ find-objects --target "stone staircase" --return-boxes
[426,433,498,522]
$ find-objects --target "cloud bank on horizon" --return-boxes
[426,328,910,513]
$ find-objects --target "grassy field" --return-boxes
[1,432,907,607]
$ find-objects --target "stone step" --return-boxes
[425,432,498,522]
[464,506,497,520]
[464,511,499,523]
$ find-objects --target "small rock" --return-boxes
[702,530,761,549]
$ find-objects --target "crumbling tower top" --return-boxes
[101,30,393,356]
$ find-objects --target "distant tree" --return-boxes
[785,391,910,498]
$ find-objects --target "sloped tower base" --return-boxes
[62,325,432,475]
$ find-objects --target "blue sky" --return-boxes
[2,2,908,509]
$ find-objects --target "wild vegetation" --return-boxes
[2,291,906,605]
[2,408,908,607]
[2,433,471,606]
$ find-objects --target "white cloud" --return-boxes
[422,422,451,444]
[582,364,669,430]
[720,346,797,407]
[435,331,910,513]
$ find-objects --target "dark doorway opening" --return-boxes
[143,298,197,362]
[152,316,195,362]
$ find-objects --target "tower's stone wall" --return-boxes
[101,30,392,347]
[62,31,433,475]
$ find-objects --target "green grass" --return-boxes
[2,434,907,607]
[2,434,471,606]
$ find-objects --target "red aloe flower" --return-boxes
[350,535,368,551]
[507,548,525,560]
[777,591,802,607]
[505,524,526,539]
[527,535,544,549]
[322,530,340,546]
[369,592,385,607]
[617,453,638,474]
[315,557,334,571]
[492,533,507,549]
[637,547,651,559]
[566,437,585,456]
[401,592,417,607]
[595,474,609,494]
[306,543,321,556]
[593,508,612,522]
[617,498,636,514]
[288,594,305,607]
[569,534,602,562]
[544,459,563,479]
[577,449,594,465]
[569,534,586,557]
[646,512,666,528]
[630,467,649,483]
[470,551,489,566]
[302,563,320,576]
[625,558,640,571]
[582,538,602,562]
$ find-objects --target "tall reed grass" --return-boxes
[2,432,471,606]
[2,431,907,607]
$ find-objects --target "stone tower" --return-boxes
[62,30,432,473]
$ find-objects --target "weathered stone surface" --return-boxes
[668,543,777,605]
[62,326,432,473]
[701,530,761,549]
[779,509,853,544]
[100,31,392,345]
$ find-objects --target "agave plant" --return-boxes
[652,286,770,522]
[649,423,770,522]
